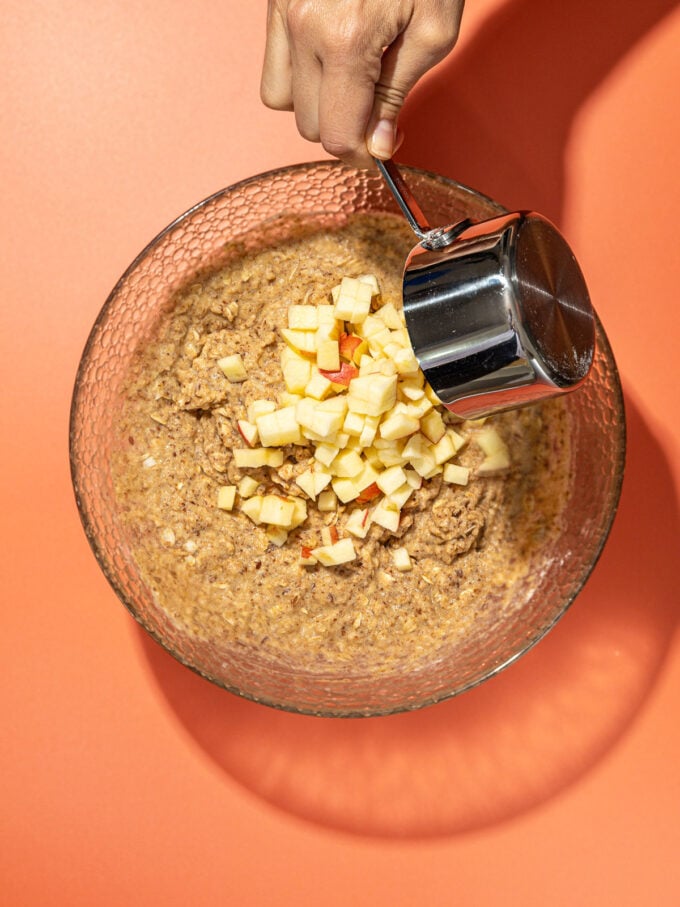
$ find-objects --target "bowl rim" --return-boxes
[69,160,627,717]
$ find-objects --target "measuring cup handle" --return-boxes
[374,158,432,241]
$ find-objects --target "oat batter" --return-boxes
[112,213,571,672]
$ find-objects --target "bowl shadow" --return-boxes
[138,395,679,838]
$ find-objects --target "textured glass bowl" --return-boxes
[70,161,625,716]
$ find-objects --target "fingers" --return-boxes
[261,1,464,168]
[366,6,464,160]
[261,2,294,111]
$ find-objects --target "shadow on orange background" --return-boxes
[139,395,679,838]
[400,0,678,222]
[134,0,680,839]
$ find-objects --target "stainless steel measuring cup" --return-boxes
[376,159,596,419]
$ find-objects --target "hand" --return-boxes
[261,0,465,168]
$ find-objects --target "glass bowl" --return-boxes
[70,161,625,716]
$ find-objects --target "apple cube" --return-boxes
[256,406,302,447]
[371,498,400,533]
[247,399,276,423]
[281,327,317,355]
[258,495,295,527]
[332,277,373,324]
[217,353,248,382]
[313,442,340,467]
[393,348,420,376]
[387,483,414,509]
[310,537,357,566]
[477,452,511,475]
[358,414,380,447]
[330,448,363,478]
[283,357,312,394]
[343,410,365,437]
[420,409,446,444]
[344,507,371,539]
[296,467,332,500]
[443,462,470,485]
[240,495,264,524]
[304,369,333,400]
[287,305,318,330]
[475,426,509,458]
[347,374,397,417]
[317,339,340,372]
[379,411,420,441]
[357,273,380,295]
[216,485,237,511]
[432,431,456,465]
[316,488,338,512]
[233,448,284,469]
[237,475,259,498]
[376,465,407,496]
[236,419,258,447]
[377,302,402,330]
[403,468,422,490]
[391,547,413,572]
[265,526,289,547]
[290,497,308,529]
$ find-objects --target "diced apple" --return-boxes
[475,426,509,458]
[447,428,467,452]
[356,481,381,504]
[393,347,420,376]
[403,468,422,490]
[299,545,317,566]
[371,498,400,533]
[317,339,340,372]
[287,305,318,330]
[265,526,289,546]
[376,465,407,495]
[256,406,302,447]
[346,374,397,417]
[391,547,413,572]
[387,483,414,509]
[357,273,380,296]
[424,383,440,404]
[247,399,276,423]
[338,332,366,363]
[332,277,373,324]
[345,507,372,539]
[358,414,380,447]
[477,452,511,475]
[282,357,312,394]
[330,448,363,478]
[304,369,333,400]
[432,431,456,465]
[379,411,420,441]
[237,475,259,498]
[311,537,357,566]
[296,467,332,500]
[217,353,248,382]
[281,327,317,355]
[331,476,364,504]
[290,497,308,528]
[313,442,340,467]
[240,495,264,524]
[259,495,295,527]
[420,409,446,444]
[377,302,402,330]
[233,448,284,468]
[237,419,258,447]
[316,488,338,512]
[343,410,365,437]
[216,485,237,511]
[443,462,470,485]
[318,361,359,387]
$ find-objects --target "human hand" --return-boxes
[260,0,465,168]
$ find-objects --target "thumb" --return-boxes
[366,24,460,159]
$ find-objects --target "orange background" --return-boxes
[2,1,679,904]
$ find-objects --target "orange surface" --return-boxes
[2,1,679,904]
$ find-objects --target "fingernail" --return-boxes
[368,119,395,159]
